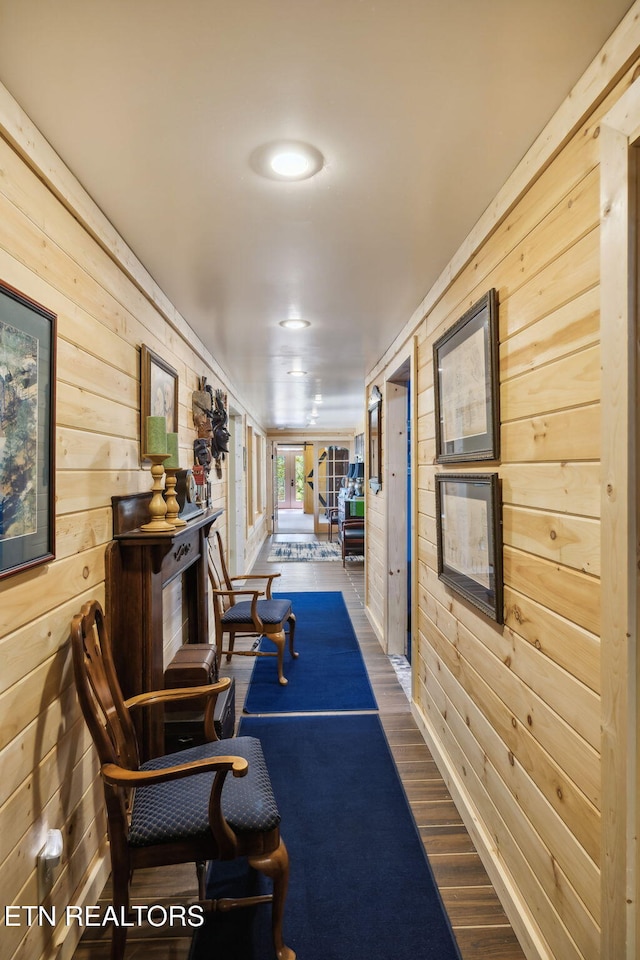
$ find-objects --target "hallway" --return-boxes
[74,540,525,960]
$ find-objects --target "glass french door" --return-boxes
[276,449,305,509]
[313,444,349,533]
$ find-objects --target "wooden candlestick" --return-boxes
[164,468,186,527]
[141,454,175,531]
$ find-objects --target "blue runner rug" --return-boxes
[190,714,461,960]
[242,591,377,713]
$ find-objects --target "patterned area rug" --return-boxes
[267,541,343,561]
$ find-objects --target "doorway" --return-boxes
[386,349,414,663]
[273,444,313,535]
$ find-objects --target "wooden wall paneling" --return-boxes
[56,381,137,439]
[421,637,601,918]
[501,344,600,422]
[0,586,102,697]
[419,641,601,948]
[56,429,139,473]
[418,604,600,846]
[0,718,94,868]
[0,545,106,637]
[417,614,601,883]
[499,229,599,342]
[0,739,103,909]
[501,286,600,380]
[457,592,601,750]
[0,646,75,752]
[454,621,600,805]
[503,505,600,576]
[0,682,86,810]
[56,469,147,514]
[503,587,600,695]
[501,404,600,463]
[3,805,109,960]
[0,247,133,381]
[55,507,113,560]
[57,338,138,408]
[414,663,587,960]
[503,546,600,635]
[500,462,601,518]
[14,792,108,959]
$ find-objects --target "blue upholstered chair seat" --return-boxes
[129,736,280,847]
[221,598,291,626]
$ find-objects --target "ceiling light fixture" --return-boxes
[287,369,307,377]
[279,319,310,330]
[251,141,324,182]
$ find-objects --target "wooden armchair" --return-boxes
[207,530,298,685]
[70,600,294,960]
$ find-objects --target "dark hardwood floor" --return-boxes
[73,536,526,960]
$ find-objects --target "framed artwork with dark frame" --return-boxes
[435,472,503,623]
[0,280,56,580]
[368,384,382,492]
[140,344,179,455]
[433,289,499,463]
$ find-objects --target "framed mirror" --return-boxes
[368,385,382,492]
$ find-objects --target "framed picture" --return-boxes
[0,280,56,580]
[433,289,499,463]
[435,472,503,623]
[368,385,382,492]
[140,344,178,454]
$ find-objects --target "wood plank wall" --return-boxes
[0,109,267,959]
[365,44,640,960]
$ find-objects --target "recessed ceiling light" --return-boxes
[250,141,324,181]
[271,151,309,177]
[287,369,307,377]
[279,319,310,330]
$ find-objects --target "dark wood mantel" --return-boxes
[105,492,222,759]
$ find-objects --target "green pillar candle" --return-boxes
[165,432,180,469]
[145,416,167,455]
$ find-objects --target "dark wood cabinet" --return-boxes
[105,492,222,759]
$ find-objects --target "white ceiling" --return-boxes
[0,0,633,431]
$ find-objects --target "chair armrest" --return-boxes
[125,678,231,742]
[230,572,280,598]
[210,588,264,598]
[101,753,248,787]
[124,676,231,711]
[230,573,280,581]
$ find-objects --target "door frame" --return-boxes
[600,76,640,960]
